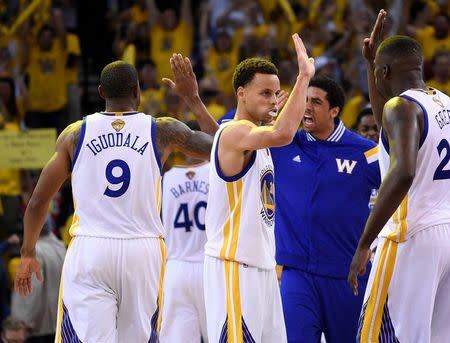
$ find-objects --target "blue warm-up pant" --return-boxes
[280,267,368,343]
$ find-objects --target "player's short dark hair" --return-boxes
[308,76,345,114]
[232,58,278,93]
[377,35,423,62]
[100,61,139,98]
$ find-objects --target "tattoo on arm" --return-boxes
[156,117,213,162]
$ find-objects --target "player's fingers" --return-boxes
[373,9,386,37]
[184,57,195,76]
[178,54,190,76]
[171,54,183,75]
[161,78,175,89]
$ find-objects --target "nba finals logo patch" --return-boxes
[260,167,275,226]
[111,119,125,132]
[432,96,444,107]
[185,171,196,180]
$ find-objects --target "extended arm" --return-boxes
[348,97,423,294]
[155,117,213,164]
[16,122,80,296]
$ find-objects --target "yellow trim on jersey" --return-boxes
[233,262,243,343]
[364,146,379,164]
[220,180,243,261]
[173,161,209,168]
[399,197,408,242]
[100,111,137,116]
[225,261,243,343]
[225,261,235,342]
[156,176,162,214]
[361,239,398,342]
[387,196,408,242]
[55,238,76,342]
[157,238,166,334]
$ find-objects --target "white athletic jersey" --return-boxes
[70,111,164,238]
[379,88,450,242]
[204,121,276,269]
[162,162,209,262]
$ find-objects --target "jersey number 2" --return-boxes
[104,159,131,197]
[433,139,450,181]
[174,202,207,232]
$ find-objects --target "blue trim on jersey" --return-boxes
[71,117,87,171]
[61,303,82,342]
[100,111,139,116]
[380,128,390,154]
[214,129,256,182]
[151,117,162,175]
[400,94,429,149]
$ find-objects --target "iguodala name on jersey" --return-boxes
[85,132,149,156]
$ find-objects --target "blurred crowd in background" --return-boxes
[0,0,449,341]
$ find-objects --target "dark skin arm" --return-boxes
[15,121,81,296]
[364,9,389,128]
[155,117,213,165]
[348,97,423,295]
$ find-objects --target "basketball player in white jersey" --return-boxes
[14,61,213,342]
[348,10,450,342]
[160,121,209,343]
[163,34,314,342]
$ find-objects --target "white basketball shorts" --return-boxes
[55,236,166,343]
[357,224,450,343]
[203,255,286,343]
[160,259,207,343]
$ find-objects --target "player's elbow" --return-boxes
[396,167,415,187]
[272,129,295,146]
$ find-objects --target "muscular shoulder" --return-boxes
[58,120,83,155]
[384,96,423,121]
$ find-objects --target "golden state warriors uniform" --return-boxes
[358,88,450,342]
[160,162,209,343]
[55,112,166,343]
[204,121,286,343]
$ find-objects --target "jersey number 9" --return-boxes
[104,159,131,197]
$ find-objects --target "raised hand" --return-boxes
[162,53,199,100]
[277,90,289,111]
[363,9,387,62]
[292,33,315,80]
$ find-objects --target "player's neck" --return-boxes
[234,107,261,126]
[105,99,137,112]
[392,77,427,96]
[311,121,335,141]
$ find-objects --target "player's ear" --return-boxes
[237,86,245,102]
[330,106,340,118]
[98,85,105,100]
[382,64,390,79]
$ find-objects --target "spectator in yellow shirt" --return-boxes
[23,8,68,134]
[147,0,193,81]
